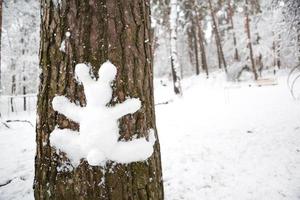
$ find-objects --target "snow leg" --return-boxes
[111,98,141,119]
[110,132,156,163]
[50,128,82,166]
[52,96,82,123]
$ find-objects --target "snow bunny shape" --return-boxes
[50,61,156,166]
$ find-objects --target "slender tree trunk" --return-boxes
[191,23,200,75]
[208,0,227,73]
[170,0,182,95]
[22,43,27,111]
[23,76,26,111]
[196,15,209,78]
[272,38,277,69]
[245,0,258,80]
[227,0,239,61]
[34,1,164,199]
[277,34,281,69]
[10,75,15,112]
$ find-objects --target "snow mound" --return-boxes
[50,61,155,167]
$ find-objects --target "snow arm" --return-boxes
[111,98,141,119]
[52,96,82,123]
[110,131,156,163]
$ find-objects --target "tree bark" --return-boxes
[208,0,227,73]
[10,75,16,112]
[245,0,258,80]
[170,0,182,95]
[191,23,200,75]
[23,76,26,111]
[196,13,209,78]
[34,1,164,199]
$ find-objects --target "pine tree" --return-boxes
[34,1,164,199]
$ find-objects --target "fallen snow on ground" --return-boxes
[1,70,300,199]
[0,113,35,200]
[156,70,300,200]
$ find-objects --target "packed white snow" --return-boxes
[50,61,155,166]
[59,40,65,52]
[155,70,300,200]
[0,113,35,200]
[1,70,300,200]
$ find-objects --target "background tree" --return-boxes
[227,0,239,61]
[244,0,258,80]
[208,0,227,73]
[281,0,300,62]
[170,0,182,95]
[196,8,209,78]
[183,0,208,77]
[34,1,164,199]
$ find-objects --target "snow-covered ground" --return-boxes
[0,113,35,200]
[156,71,300,200]
[1,71,300,199]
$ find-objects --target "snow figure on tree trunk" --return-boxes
[50,61,155,166]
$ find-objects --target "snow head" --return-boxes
[50,61,155,167]
[75,61,117,107]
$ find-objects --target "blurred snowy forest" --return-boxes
[1,0,39,95]
[0,0,299,99]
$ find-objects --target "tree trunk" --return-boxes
[196,14,209,78]
[10,75,16,112]
[277,34,281,69]
[191,23,200,75]
[170,0,182,95]
[23,76,26,111]
[34,1,164,199]
[227,0,239,61]
[208,0,227,73]
[245,0,258,80]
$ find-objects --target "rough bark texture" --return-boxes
[34,1,164,199]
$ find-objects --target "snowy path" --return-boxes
[156,73,300,200]
[1,72,300,199]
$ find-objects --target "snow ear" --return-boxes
[98,61,117,83]
[75,63,93,84]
